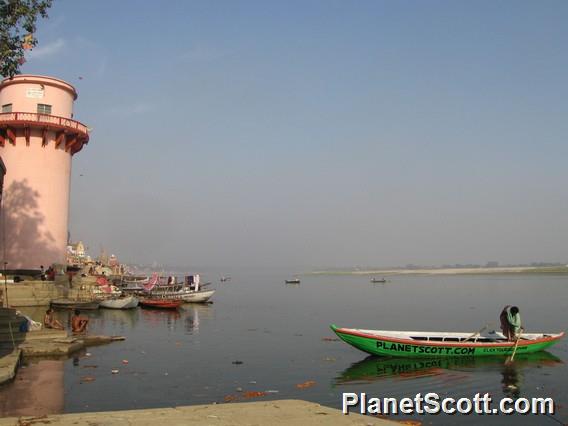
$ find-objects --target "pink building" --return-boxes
[0,75,90,270]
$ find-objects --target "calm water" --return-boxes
[2,270,567,425]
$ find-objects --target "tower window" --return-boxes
[37,104,52,114]
[1,104,12,113]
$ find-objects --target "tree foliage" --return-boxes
[0,0,53,78]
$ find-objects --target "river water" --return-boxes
[1,270,567,424]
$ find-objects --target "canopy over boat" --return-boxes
[331,325,564,358]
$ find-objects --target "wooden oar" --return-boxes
[462,325,488,343]
[506,335,521,364]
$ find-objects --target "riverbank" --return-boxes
[0,330,125,385]
[0,400,397,425]
[310,266,568,276]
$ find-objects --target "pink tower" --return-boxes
[0,75,90,270]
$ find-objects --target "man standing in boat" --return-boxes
[500,305,522,341]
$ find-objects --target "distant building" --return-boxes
[67,241,87,265]
[109,254,119,267]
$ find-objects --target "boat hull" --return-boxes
[50,299,100,310]
[148,289,215,303]
[180,289,215,303]
[331,325,564,358]
[139,299,182,309]
[100,296,139,309]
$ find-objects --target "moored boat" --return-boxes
[179,289,215,303]
[139,299,182,309]
[100,296,139,309]
[148,288,216,303]
[50,299,100,310]
[331,325,564,358]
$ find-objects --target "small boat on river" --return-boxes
[371,278,386,283]
[285,278,300,284]
[50,299,100,310]
[330,325,564,358]
[139,299,182,309]
[100,296,139,309]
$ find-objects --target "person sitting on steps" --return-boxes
[43,308,64,330]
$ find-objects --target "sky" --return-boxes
[19,0,568,269]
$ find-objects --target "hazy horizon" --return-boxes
[19,1,568,268]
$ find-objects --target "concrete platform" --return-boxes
[0,400,397,425]
[0,349,20,384]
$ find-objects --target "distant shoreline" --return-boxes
[310,266,568,276]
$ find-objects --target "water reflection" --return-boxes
[180,304,213,335]
[501,362,522,398]
[335,352,563,393]
[140,309,181,331]
[95,308,140,329]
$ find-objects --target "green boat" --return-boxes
[330,324,564,358]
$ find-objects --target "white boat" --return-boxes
[180,289,215,303]
[99,296,139,309]
[149,288,216,303]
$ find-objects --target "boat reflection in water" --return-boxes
[335,352,563,395]
[180,303,213,335]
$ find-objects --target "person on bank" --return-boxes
[71,309,89,334]
[500,305,522,341]
[43,309,64,330]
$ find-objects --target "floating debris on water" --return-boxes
[243,391,266,398]
[296,380,316,389]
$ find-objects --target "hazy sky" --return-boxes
[21,1,568,268]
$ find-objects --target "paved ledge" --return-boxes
[0,400,398,425]
[0,349,20,385]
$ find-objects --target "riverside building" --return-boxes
[0,75,90,270]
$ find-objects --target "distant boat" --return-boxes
[371,278,386,283]
[50,299,100,310]
[220,276,231,282]
[100,296,139,309]
[139,299,182,310]
[285,278,301,284]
